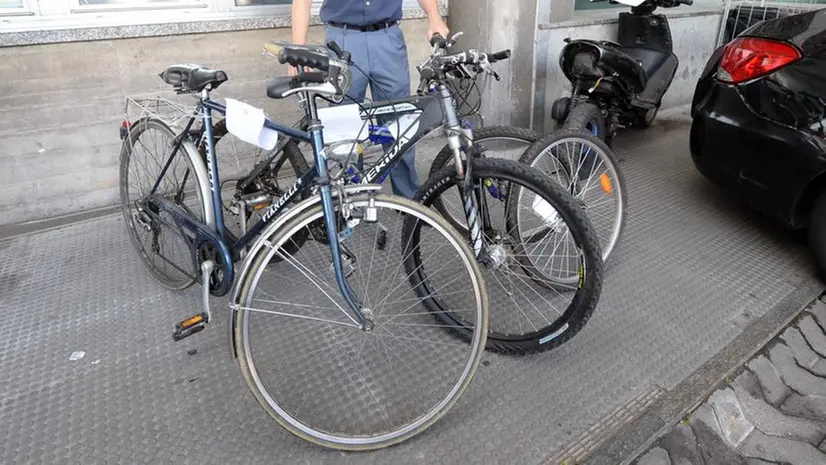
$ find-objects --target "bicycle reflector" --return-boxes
[717,37,801,84]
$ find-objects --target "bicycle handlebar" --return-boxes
[264,41,353,98]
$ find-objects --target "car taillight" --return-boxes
[717,37,801,84]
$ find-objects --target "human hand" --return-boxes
[288,65,310,77]
[427,17,449,43]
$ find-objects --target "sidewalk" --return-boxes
[0,106,822,464]
[626,297,826,465]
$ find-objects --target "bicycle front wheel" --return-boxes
[426,125,542,234]
[233,193,488,451]
[416,158,604,354]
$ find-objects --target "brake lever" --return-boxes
[447,31,464,48]
[326,40,351,63]
[492,70,501,81]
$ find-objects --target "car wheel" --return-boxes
[808,190,826,282]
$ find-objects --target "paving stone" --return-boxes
[744,459,775,465]
[768,344,826,397]
[691,404,724,439]
[808,300,826,330]
[747,355,791,405]
[799,316,826,358]
[660,424,703,465]
[636,447,672,465]
[738,429,826,465]
[734,370,764,399]
[689,415,747,465]
[820,438,826,453]
[731,379,826,444]
[780,394,826,421]
[707,387,754,448]
[781,327,826,374]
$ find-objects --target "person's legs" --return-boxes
[323,26,371,173]
[366,24,420,199]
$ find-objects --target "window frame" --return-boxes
[69,0,209,14]
[1,0,436,34]
[0,0,33,17]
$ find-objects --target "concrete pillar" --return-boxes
[446,0,542,128]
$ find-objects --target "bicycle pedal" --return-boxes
[172,312,209,342]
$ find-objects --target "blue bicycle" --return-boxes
[200,34,605,356]
[118,41,490,450]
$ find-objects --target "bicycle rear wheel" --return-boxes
[519,129,626,264]
[233,193,488,450]
[119,117,209,290]
[415,158,603,354]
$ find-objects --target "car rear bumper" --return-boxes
[690,83,823,228]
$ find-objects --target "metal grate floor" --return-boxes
[0,106,816,465]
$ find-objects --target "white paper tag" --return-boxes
[317,104,368,144]
[532,194,560,226]
[224,98,278,151]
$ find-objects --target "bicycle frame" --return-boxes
[146,88,369,324]
[144,81,483,319]
[209,83,472,253]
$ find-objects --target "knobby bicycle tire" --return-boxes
[414,157,604,355]
[427,125,541,178]
[426,125,543,235]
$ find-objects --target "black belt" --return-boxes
[326,20,399,32]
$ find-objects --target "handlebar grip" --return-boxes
[681,0,693,5]
[430,33,448,48]
[420,67,437,81]
[489,50,511,63]
[279,48,330,72]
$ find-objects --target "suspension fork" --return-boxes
[437,84,487,260]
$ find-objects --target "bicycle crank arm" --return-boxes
[172,260,215,342]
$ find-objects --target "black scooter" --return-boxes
[550,0,693,145]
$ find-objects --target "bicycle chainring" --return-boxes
[196,240,230,293]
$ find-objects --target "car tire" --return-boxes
[808,190,826,282]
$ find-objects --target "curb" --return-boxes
[576,276,824,465]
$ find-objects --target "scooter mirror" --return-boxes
[609,0,645,6]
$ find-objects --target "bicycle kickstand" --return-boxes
[172,260,214,342]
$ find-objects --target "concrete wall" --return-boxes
[0,19,432,226]
[535,12,723,132]
[446,0,539,129]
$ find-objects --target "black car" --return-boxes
[690,8,826,280]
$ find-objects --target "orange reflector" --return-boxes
[252,202,270,210]
[600,173,613,193]
[181,315,204,328]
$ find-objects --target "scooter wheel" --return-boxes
[563,102,606,141]
[635,106,659,129]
